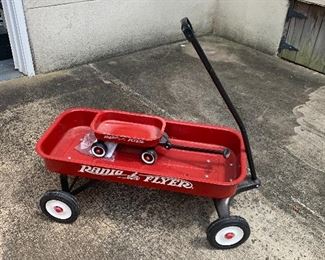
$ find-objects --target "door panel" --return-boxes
[279,1,325,74]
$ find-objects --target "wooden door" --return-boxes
[279,1,325,74]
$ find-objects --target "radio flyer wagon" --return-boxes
[90,110,230,164]
[36,18,261,250]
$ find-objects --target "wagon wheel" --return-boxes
[91,141,108,158]
[207,216,250,249]
[40,190,80,223]
[141,149,157,165]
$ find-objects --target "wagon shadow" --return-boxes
[77,180,216,243]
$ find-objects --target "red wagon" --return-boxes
[90,110,166,164]
[36,18,260,250]
[89,110,230,164]
[91,110,166,146]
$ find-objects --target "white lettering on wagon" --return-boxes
[143,175,193,189]
[78,165,193,189]
[103,135,145,144]
[79,165,123,176]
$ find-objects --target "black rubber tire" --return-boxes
[40,190,80,224]
[141,149,158,165]
[207,216,250,249]
[91,141,108,158]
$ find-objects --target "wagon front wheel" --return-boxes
[40,190,80,223]
[141,149,157,165]
[207,216,250,249]
[91,141,108,158]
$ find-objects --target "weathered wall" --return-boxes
[23,0,216,73]
[213,0,289,55]
[300,0,325,6]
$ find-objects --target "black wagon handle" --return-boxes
[181,17,195,41]
[180,17,258,181]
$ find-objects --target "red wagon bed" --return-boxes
[36,108,247,198]
[91,110,166,147]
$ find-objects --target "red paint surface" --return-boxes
[54,206,63,213]
[36,108,247,199]
[91,110,165,147]
[225,232,235,239]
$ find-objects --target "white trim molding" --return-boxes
[2,0,35,76]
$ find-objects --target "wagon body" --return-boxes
[90,110,166,147]
[36,108,247,199]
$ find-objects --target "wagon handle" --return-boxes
[180,17,258,181]
[181,17,195,41]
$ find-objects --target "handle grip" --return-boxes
[181,17,195,42]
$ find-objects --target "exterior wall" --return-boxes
[23,0,216,73]
[300,0,325,6]
[213,0,289,55]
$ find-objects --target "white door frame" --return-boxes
[2,0,35,76]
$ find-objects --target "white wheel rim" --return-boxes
[45,199,72,220]
[91,146,106,157]
[215,226,244,246]
[141,152,155,164]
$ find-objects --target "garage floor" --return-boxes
[0,36,324,259]
[0,8,21,82]
[0,59,21,81]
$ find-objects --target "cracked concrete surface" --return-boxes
[0,36,324,259]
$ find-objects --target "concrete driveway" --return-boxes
[0,36,324,259]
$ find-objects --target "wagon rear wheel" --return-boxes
[207,216,250,249]
[141,149,157,165]
[91,141,108,158]
[40,190,80,223]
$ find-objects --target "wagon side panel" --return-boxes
[43,159,237,198]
